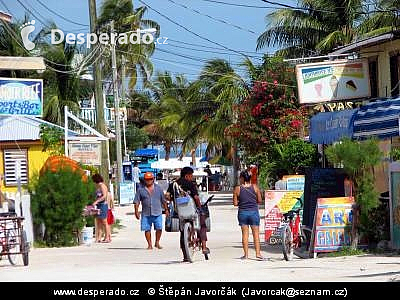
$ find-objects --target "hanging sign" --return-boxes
[0,78,43,116]
[296,60,370,104]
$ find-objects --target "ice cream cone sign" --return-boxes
[330,75,339,99]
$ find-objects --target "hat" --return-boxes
[144,172,154,180]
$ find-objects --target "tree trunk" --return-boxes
[164,142,171,161]
[191,148,196,167]
[231,142,239,187]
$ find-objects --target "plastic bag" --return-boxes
[107,209,115,225]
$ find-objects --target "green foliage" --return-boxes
[325,138,383,244]
[126,124,150,151]
[326,246,365,257]
[325,138,382,178]
[270,138,318,175]
[39,124,64,155]
[30,167,95,247]
[390,147,400,161]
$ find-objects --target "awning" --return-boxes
[133,148,158,157]
[353,97,400,140]
[310,109,357,144]
[0,56,45,71]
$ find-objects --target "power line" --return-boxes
[197,0,271,9]
[137,0,249,58]
[166,38,270,55]
[0,0,11,14]
[166,0,258,35]
[34,0,89,27]
[165,43,264,58]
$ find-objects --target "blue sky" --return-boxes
[2,0,296,82]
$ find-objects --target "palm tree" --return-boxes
[98,0,159,88]
[145,71,189,160]
[0,17,47,78]
[41,41,90,124]
[357,0,400,37]
[257,0,365,57]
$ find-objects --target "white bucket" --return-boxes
[81,227,94,246]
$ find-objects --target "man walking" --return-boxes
[134,172,169,249]
[168,167,210,261]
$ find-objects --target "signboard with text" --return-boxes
[313,197,354,252]
[283,175,305,191]
[119,182,135,205]
[296,60,370,104]
[68,142,101,165]
[0,78,43,116]
[264,190,303,245]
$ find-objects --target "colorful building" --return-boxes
[0,115,78,193]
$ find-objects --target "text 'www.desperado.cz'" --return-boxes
[52,286,348,298]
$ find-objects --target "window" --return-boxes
[3,149,28,186]
[390,54,400,97]
[368,58,378,98]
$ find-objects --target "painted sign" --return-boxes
[313,197,354,252]
[119,182,135,205]
[68,142,101,165]
[283,175,305,191]
[390,162,400,249]
[296,60,370,104]
[0,78,43,116]
[264,190,303,245]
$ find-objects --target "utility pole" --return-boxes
[88,0,109,184]
[111,20,123,204]
[121,55,128,160]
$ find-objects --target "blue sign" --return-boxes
[0,78,43,116]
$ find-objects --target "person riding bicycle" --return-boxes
[167,166,210,262]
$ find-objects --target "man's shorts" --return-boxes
[237,210,260,226]
[141,215,163,231]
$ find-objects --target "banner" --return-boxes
[313,197,354,252]
[264,190,303,245]
[0,77,43,116]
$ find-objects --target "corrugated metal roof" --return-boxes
[330,31,400,55]
[0,115,79,141]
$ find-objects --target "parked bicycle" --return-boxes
[280,199,313,261]
[0,212,29,266]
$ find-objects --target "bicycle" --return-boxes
[0,212,29,266]
[173,180,214,263]
[280,200,313,261]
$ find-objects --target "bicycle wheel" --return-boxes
[21,230,29,266]
[6,228,19,265]
[301,226,314,257]
[281,224,294,261]
[183,222,195,263]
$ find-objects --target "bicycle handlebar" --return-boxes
[202,195,214,207]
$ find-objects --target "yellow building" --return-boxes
[0,115,78,193]
[330,31,400,99]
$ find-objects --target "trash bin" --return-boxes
[81,227,94,246]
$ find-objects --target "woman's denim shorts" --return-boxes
[238,210,260,226]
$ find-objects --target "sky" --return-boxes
[1,0,296,83]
